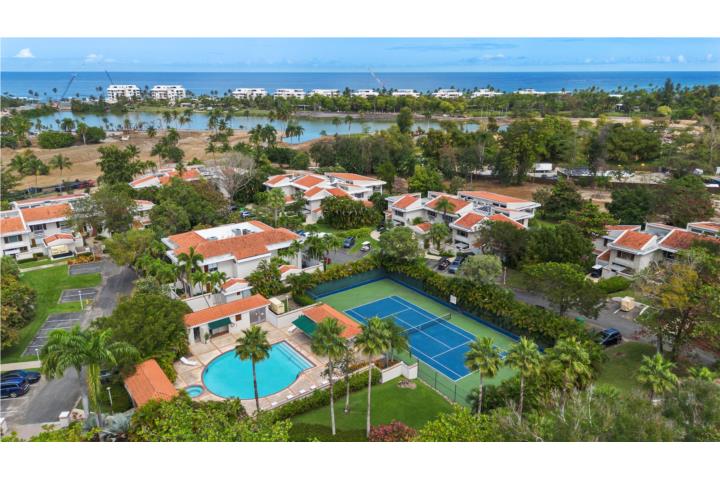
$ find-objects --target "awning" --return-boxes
[292,315,317,337]
[208,317,231,330]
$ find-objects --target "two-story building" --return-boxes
[457,190,540,227]
[184,294,271,344]
[129,166,202,189]
[163,221,301,285]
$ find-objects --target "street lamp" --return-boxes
[35,348,40,363]
[106,386,113,414]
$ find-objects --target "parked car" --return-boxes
[437,258,451,271]
[295,229,307,237]
[1,378,30,398]
[343,236,356,248]
[596,328,622,347]
[448,256,465,274]
[589,265,603,279]
[100,368,120,385]
[360,241,371,252]
[1,369,41,384]
[240,209,253,218]
[376,224,386,233]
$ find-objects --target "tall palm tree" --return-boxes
[48,154,72,183]
[235,325,271,414]
[310,317,348,436]
[336,345,355,414]
[355,316,390,437]
[637,353,678,402]
[505,337,541,418]
[41,326,138,426]
[433,196,456,222]
[546,337,593,403]
[207,270,228,294]
[25,156,48,189]
[147,125,157,138]
[9,150,34,177]
[176,246,204,297]
[464,337,503,414]
[381,318,408,367]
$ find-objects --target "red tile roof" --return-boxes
[20,204,70,223]
[454,212,487,230]
[689,222,720,232]
[167,231,205,249]
[266,174,290,185]
[293,175,325,188]
[184,294,270,327]
[392,194,420,210]
[612,230,655,251]
[304,186,324,198]
[659,229,720,251]
[605,225,641,231]
[326,187,350,198]
[303,304,362,339]
[43,233,74,245]
[123,359,177,407]
[426,195,469,213]
[414,222,432,232]
[327,172,376,182]
[221,278,248,290]
[459,190,531,204]
[597,250,611,262]
[488,213,524,229]
[279,264,300,274]
[14,193,85,206]
[0,216,26,235]
[174,228,299,261]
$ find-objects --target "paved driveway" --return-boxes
[22,312,83,356]
[68,262,103,276]
[59,288,98,303]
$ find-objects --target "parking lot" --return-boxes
[59,287,98,304]
[22,312,83,357]
[68,262,102,276]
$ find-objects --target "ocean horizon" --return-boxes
[2,71,719,99]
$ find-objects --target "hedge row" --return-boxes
[269,368,380,421]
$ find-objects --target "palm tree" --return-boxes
[381,318,408,367]
[41,326,138,426]
[235,325,271,414]
[433,196,456,222]
[464,337,503,414]
[48,154,72,183]
[25,156,48,189]
[147,125,157,138]
[207,270,228,294]
[505,337,541,418]
[637,353,678,402]
[336,345,355,414]
[176,246,204,296]
[311,317,348,436]
[546,337,593,403]
[9,150,34,177]
[355,316,390,437]
[76,122,89,145]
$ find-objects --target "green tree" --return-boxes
[459,254,502,285]
[355,316,389,437]
[176,246,204,297]
[96,145,145,185]
[525,223,594,268]
[415,405,500,441]
[566,202,618,238]
[534,178,584,222]
[478,220,528,268]
[104,228,161,268]
[495,118,547,184]
[235,325,271,414]
[256,188,286,227]
[382,318,408,366]
[378,227,423,266]
[427,222,451,251]
[396,106,414,134]
[408,165,443,195]
[545,337,593,399]
[523,262,605,317]
[637,353,678,401]
[70,184,138,235]
[465,337,503,414]
[505,337,542,418]
[376,160,396,193]
[320,196,381,230]
[662,175,714,227]
[310,317,348,436]
[149,201,192,237]
[41,326,138,426]
[48,154,72,183]
[607,186,656,225]
[247,259,284,298]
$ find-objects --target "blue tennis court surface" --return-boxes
[345,295,503,380]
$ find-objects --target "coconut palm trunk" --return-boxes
[328,360,336,435]
[76,367,90,418]
[344,372,351,414]
[252,360,260,413]
[518,375,526,418]
[477,372,484,414]
[366,354,373,436]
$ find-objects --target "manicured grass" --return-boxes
[319,278,518,396]
[311,224,379,253]
[97,380,133,414]
[596,341,656,394]
[2,265,101,363]
[17,258,67,269]
[289,377,453,440]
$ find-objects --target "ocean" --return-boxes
[2,71,719,99]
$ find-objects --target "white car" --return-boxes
[360,241,371,252]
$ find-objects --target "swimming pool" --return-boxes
[185,385,204,398]
[202,341,313,399]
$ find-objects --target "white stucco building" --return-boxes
[150,85,187,103]
[232,88,268,100]
[273,89,306,99]
[106,85,141,103]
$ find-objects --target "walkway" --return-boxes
[19,261,67,273]
[0,360,41,371]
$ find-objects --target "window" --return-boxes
[616,251,635,261]
[393,209,404,218]
[207,263,218,272]
[662,251,676,260]
[427,211,436,218]
[3,235,23,244]
[456,230,468,237]
[30,224,45,233]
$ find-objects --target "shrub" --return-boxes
[368,421,417,442]
[597,276,631,294]
[37,131,76,149]
[270,368,380,421]
[83,126,106,144]
[67,254,97,265]
[292,292,315,306]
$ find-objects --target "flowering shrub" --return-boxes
[369,421,417,442]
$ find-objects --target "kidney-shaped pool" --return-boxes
[202,341,313,399]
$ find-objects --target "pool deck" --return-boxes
[174,322,330,414]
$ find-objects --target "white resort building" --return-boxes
[263,171,385,223]
[352,89,380,98]
[232,88,268,100]
[433,89,463,99]
[310,89,340,97]
[392,89,420,97]
[273,89,306,99]
[150,85,187,103]
[105,85,141,103]
[471,89,504,98]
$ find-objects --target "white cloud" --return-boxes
[677,54,686,63]
[84,53,104,63]
[14,48,34,58]
[707,53,714,62]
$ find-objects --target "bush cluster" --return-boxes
[37,130,75,149]
[596,276,632,294]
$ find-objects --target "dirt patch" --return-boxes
[398,379,417,389]
[1,130,249,189]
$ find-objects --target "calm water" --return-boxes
[202,341,312,399]
[3,71,719,99]
[30,110,482,143]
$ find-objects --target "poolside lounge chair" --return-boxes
[321,379,328,386]
[180,356,199,366]
[286,394,294,400]
[309,385,316,390]
[271,401,278,407]
[299,389,307,394]
[288,325,297,333]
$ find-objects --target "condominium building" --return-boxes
[310,89,340,97]
[471,89,503,98]
[105,85,141,103]
[433,89,463,99]
[392,89,420,97]
[273,88,306,99]
[352,89,380,98]
[517,88,547,95]
[232,88,268,100]
[150,85,187,103]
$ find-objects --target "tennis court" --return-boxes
[318,278,517,388]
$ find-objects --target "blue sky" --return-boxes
[2,38,718,72]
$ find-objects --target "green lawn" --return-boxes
[17,258,67,270]
[97,380,133,414]
[311,224,379,253]
[596,341,656,394]
[2,265,102,363]
[289,377,453,441]
[319,278,518,399]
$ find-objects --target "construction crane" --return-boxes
[104,70,115,84]
[369,69,386,90]
[60,74,77,100]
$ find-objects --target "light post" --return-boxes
[35,348,40,363]
[106,386,113,414]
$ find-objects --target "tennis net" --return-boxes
[385,313,452,335]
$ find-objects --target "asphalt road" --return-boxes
[59,287,99,303]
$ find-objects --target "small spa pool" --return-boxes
[185,385,204,398]
[202,341,313,399]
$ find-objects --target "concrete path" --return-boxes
[19,262,67,273]
[0,360,41,371]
